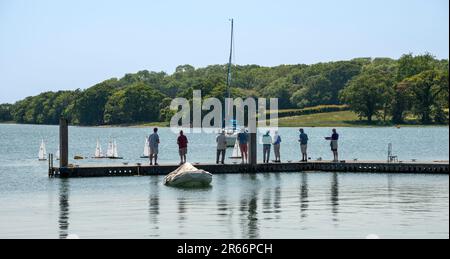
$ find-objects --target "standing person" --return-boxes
[149,128,160,165]
[299,128,309,162]
[216,130,227,164]
[273,131,282,163]
[262,131,272,163]
[325,129,339,162]
[177,130,188,165]
[237,129,248,164]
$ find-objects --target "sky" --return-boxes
[0,0,448,103]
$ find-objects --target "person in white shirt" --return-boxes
[262,131,273,163]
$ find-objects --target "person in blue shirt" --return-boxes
[149,128,160,165]
[273,131,282,162]
[237,129,249,164]
[299,128,309,162]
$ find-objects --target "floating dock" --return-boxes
[49,118,449,178]
[49,161,449,178]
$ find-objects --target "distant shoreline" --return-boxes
[3,109,448,128]
[1,121,448,129]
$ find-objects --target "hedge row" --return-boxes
[269,105,350,118]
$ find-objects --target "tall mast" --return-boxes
[226,18,234,99]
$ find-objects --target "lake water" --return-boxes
[0,124,448,239]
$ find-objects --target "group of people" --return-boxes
[148,127,189,165]
[147,127,340,165]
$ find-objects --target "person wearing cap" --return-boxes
[325,129,339,162]
[299,128,309,162]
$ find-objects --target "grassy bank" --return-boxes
[275,110,449,127]
[275,110,362,127]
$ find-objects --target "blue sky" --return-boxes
[0,0,448,103]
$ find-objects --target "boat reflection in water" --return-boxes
[54,172,448,239]
[58,179,70,239]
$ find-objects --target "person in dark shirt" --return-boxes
[325,129,339,162]
[299,128,309,162]
[177,130,188,165]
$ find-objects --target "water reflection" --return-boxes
[263,183,272,215]
[274,175,282,216]
[58,179,70,239]
[148,176,160,237]
[300,173,309,219]
[216,175,234,238]
[331,173,339,222]
[239,175,260,239]
[387,174,393,201]
[178,197,187,236]
[247,190,259,239]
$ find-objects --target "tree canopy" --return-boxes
[2,53,448,126]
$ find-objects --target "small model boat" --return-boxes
[106,139,123,159]
[140,137,150,158]
[229,139,242,159]
[38,139,47,161]
[92,139,106,159]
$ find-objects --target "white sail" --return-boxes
[38,139,47,160]
[143,137,149,157]
[56,149,60,160]
[95,139,103,158]
[230,139,242,159]
[113,139,118,158]
[106,140,114,157]
[94,139,103,158]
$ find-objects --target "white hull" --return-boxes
[165,163,212,188]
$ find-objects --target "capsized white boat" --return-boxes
[164,163,212,188]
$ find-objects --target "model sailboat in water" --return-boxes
[93,139,106,159]
[106,138,123,159]
[140,137,150,158]
[229,138,242,159]
[38,139,47,161]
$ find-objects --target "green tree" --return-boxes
[391,82,412,124]
[261,78,293,109]
[103,83,166,124]
[73,79,118,125]
[290,61,364,108]
[397,53,437,81]
[340,65,395,123]
[0,104,13,122]
[403,69,449,124]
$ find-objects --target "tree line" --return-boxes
[0,53,448,126]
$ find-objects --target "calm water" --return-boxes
[0,124,448,239]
